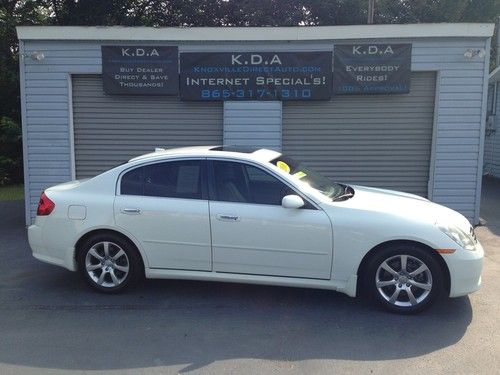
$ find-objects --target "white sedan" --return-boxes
[28,146,483,313]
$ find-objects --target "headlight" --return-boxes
[437,222,476,251]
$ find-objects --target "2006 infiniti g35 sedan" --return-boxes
[28,146,483,313]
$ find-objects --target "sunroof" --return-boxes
[210,145,261,153]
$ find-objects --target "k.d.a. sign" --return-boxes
[333,44,412,94]
[180,51,332,101]
[102,46,179,95]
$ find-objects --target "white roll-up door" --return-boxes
[282,72,436,197]
[72,75,223,178]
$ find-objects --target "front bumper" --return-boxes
[446,240,484,298]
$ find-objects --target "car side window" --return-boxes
[211,160,296,205]
[121,166,144,196]
[121,160,204,200]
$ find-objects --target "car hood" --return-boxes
[326,184,472,230]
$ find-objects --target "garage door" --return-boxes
[72,75,223,179]
[282,72,436,197]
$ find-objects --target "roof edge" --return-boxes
[16,23,495,41]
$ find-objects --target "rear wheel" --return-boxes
[363,244,445,314]
[77,233,142,293]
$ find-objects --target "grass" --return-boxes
[0,184,24,201]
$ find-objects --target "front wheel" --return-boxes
[77,233,142,293]
[364,244,445,314]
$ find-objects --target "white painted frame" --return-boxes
[427,70,441,201]
[18,41,31,225]
[16,24,494,41]
[67,74,76,180]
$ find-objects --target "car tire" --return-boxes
[76,232,143,293]
[363,243,445,314]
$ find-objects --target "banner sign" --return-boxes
[102,46,179,95]
[180,52,332,101]
[333,44,411,94]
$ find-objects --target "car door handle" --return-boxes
[216,214,240,222]
[121,208,141,215]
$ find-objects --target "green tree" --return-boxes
[302,0,367,25]
[375,0,499,69]
[0,117,22,184]
[376,0,499,24]
[41,0,145,25]
[0,0,50,184]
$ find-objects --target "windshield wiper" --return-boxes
[333,185,354,201]
[333,193,354,201]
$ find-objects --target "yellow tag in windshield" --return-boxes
[276,161,290,173]
[293,171,307,179]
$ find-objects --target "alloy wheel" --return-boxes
[85,241,130,288]
[375,254,433,307]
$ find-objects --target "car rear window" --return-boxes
[121,160,203,200]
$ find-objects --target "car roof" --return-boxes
[128,145,282,164]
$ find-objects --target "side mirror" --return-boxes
[282,194,305,209]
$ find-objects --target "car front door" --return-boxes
[114,158,212,271]
[208,159,333,279]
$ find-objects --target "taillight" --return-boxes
[37,192,55,216]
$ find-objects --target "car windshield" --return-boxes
[269,155,348,200]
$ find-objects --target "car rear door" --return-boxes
[114,158,212,271]
[208,159,333,279]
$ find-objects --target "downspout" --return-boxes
[495,17,500,177]
[488,18,500,176]
[485,17,499,176]
[475,38,492,224]
[497,16,500,66]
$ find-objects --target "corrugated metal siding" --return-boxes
[20,38,490,223]
[283,72,435,197]
[224,101,281,151]
[72,75,222,178]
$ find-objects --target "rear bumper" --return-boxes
[28,224,76,271]
[447,241,484,298]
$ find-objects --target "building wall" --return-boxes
[19,37,491,224]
